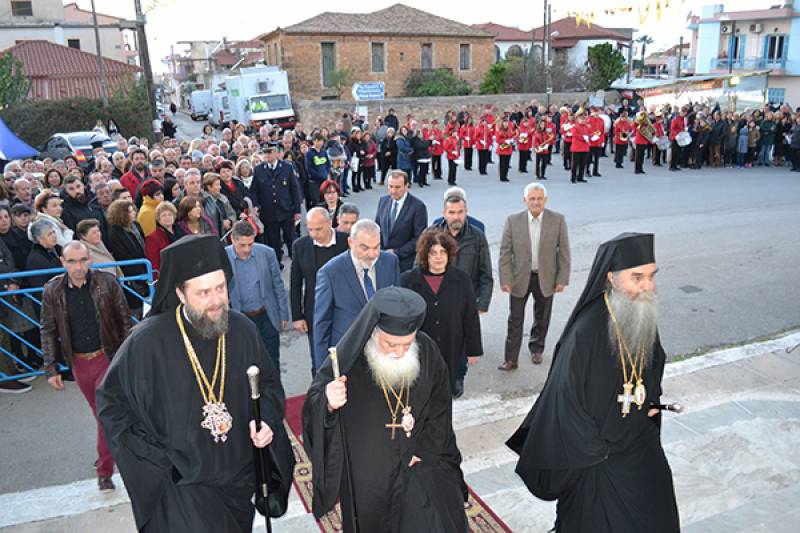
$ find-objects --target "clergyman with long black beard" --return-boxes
[507,233,680,533]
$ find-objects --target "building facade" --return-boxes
[531,17,631,71]
[258,4,495,100]
[687,3,799,104]
[471,22,535,63]
[0,0,137,64]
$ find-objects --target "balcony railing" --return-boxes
[711,56,786,70]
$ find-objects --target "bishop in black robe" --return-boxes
[507,233,680,533]
[303,287,468,533]
[97,235,294,532]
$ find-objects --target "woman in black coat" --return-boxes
[106,199,148,314]
[401,229,482,398]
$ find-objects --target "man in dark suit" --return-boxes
[250,145,303,263]
[290,207,349,374]
[498,183,570,370]
[313,219,400,370]
[375,170,428,272]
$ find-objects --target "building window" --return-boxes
[767,88,785,104]
[321,42,336,88]
[765,34,785,63]
[67,39,81,50]
[421,43,433,69]
[10,1,33,17]
[459,43,471,70]
[729,35,741,60]
[371,42,385,73]
[494,45,501,63]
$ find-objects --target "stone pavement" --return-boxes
[1,331,798,532]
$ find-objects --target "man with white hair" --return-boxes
[303,287,468,532]
[499,183,570,369]
[507,233,679,533]
[312,219,400,370]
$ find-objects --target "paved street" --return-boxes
[1,154,799,530]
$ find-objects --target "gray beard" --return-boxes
[364,331,421,389]
[607,288,659,368]
[184,302,229,340]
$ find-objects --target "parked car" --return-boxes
[38,132,118,169]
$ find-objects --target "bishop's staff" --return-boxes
[329,347,361,533]
[247,366,273,533]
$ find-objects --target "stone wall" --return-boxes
[265,33,494,101]
[293,92,614,128]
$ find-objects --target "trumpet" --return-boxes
[534,134,555,153]
[619,131,630,142]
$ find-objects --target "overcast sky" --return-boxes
[74,0,774,73]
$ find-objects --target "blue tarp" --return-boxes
[0,118,38,160]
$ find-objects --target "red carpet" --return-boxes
[284,394,512,533]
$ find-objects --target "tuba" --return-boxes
[635,111,656,143]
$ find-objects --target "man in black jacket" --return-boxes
[289,207,348,374]
[61,176,107,237]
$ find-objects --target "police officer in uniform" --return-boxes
[251,144,303,263]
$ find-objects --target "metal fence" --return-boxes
[0,259,154,383]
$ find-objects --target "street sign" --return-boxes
[351,82,385,101]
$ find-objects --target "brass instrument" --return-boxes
[635,111,656,143]
[535,134,555,153]
[619,131,630,142]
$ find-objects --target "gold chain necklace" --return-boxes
[380,377,414,439]
[176,305,233,442]
[604,291,647,417]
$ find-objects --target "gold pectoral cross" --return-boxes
[385,417,403,440]
[618,382,635,417]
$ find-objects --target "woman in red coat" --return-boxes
[517,120,533,173]
[444,133,461,185]
[495,119,514,182]
[144,201,179,280]
[533,121,553,180]
[459,118,475,171]
[474,118,493,175]
[570,112,590,183]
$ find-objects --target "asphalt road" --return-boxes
[2,150,798,496]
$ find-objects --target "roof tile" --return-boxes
[2,40,140,78]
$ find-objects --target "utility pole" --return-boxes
[89,0,108,108]
[542,0,548,81]
[677,35,683,79]
[546,3,552,107]
[133,0,157,119]
[626,37,633,83]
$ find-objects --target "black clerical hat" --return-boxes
[321,287,426,376]
[147,234,233,316]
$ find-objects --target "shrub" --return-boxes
[0,80,154,148]
[404,68,471,97]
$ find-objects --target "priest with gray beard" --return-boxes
[507,233,680,533]
[303,287,468,533]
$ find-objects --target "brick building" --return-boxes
[258,3,494,100]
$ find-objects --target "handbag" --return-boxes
[349,154,360,172]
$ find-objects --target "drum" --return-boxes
[656,136,671,151]
[676,131,692,147]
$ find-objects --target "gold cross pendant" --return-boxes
[385,417,403,440]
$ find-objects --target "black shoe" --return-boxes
[577,179,587,182]
[616,164,623,168]
[0,380,32,394]
[98,476,115,493]
[453,379,464,399]
[593,173,602,177]
[571,179,577,183]
[540,176,547,180]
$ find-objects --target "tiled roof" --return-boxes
[532,17,631,43]
[4,40,140,78]
[699,7,794,22]
[471,23,532,42]
[274,3,492,38]
[212,49,238,66]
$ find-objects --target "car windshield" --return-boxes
[66,132,111,148]
[249,94,290,113]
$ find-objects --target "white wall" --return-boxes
[496,41,534,60]
[567,39,624,69]
[0,0,64,21]
[0,26,126,62]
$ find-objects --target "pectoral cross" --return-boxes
[385,417,403,440]
[617,382,634,417]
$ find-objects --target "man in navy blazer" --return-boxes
[313,219,400,370]
[375,170,428,272]
[225,221,289,375]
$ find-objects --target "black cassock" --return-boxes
[507,296,680,533]
[303,332,468,533]
[97,311,289,533]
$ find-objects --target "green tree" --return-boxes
[480,61,508,94]
[586,43,627,91]
[327,68,353,99]
[0,53,29,110]
[636,34,655,78]
[404,68,471,97]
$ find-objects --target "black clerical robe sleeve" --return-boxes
[97,333,172,529]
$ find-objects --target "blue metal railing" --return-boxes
[0,259,154,383]
[711,56,787,70]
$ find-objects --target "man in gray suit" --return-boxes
[498,183,570,370]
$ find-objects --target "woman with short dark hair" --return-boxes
[401,229,483,398]
[106,199,148,313]
[175,195,217,237]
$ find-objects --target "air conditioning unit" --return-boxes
[750,23,764,33]
[257,80,269,93]
[721,25,731,34]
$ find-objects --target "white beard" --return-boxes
[607,287,658,367]
[364,331,421,388]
